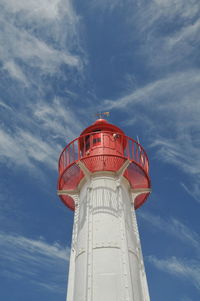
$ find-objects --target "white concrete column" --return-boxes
[67,172,150,301]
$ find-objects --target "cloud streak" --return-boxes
[139,211,200,252]
[148,255,200,291]
[132,0,200,69]
[0,127,58,170]
[0,0,84,86]
[0,97,84,172]
[0,0,86,176]
[104,70,200,110]
[181,182,200,203]
[0,232,70,293]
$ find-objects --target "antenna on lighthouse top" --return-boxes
[96,111,110,119]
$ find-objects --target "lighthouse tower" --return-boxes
[57,118,151,301]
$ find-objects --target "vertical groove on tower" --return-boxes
[117,185,131,301]
[86,186,93,301]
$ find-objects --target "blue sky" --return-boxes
[0,0,200,300]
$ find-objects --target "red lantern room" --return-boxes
[58,119,151,210]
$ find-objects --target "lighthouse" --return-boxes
[57,118,151,301]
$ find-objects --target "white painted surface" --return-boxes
[66,172,150,301]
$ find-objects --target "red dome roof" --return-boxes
[80,119,125,136]
[94,118,108,124]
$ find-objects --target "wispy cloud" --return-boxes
[139,211,200,252]
[181,297,193,301]
[104,70,200,110]
[150,136,200,176]
[0,0,84,85]
[0,0,86,175]
[91,0,200,52]
[181,182,200,203]
[33,98,83,141]
[0,19,80,80]
[148,255,200,290]
[137,0,200,31]
[132,0,200,68]
[1,0,69,20]
[0,100,13,111]
[0,232,70,293]
[0,127,58,170]
[0,97,84,172]
[168,18,200,47]
[3,60,28,85]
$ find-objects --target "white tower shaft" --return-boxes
[66,172,150,301]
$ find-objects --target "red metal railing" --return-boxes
[58,131,150,210]
[58,132,149,177]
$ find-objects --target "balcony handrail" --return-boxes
[58,131,149,175]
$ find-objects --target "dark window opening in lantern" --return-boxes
[93,138,101,144]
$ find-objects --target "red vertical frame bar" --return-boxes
[78,138,80,160]
[72,141,75,162]
[136,143,139,163]
[127,137,130,159]
[132,140,135,161]
[83,135,86,157]
[67,146,69,166]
